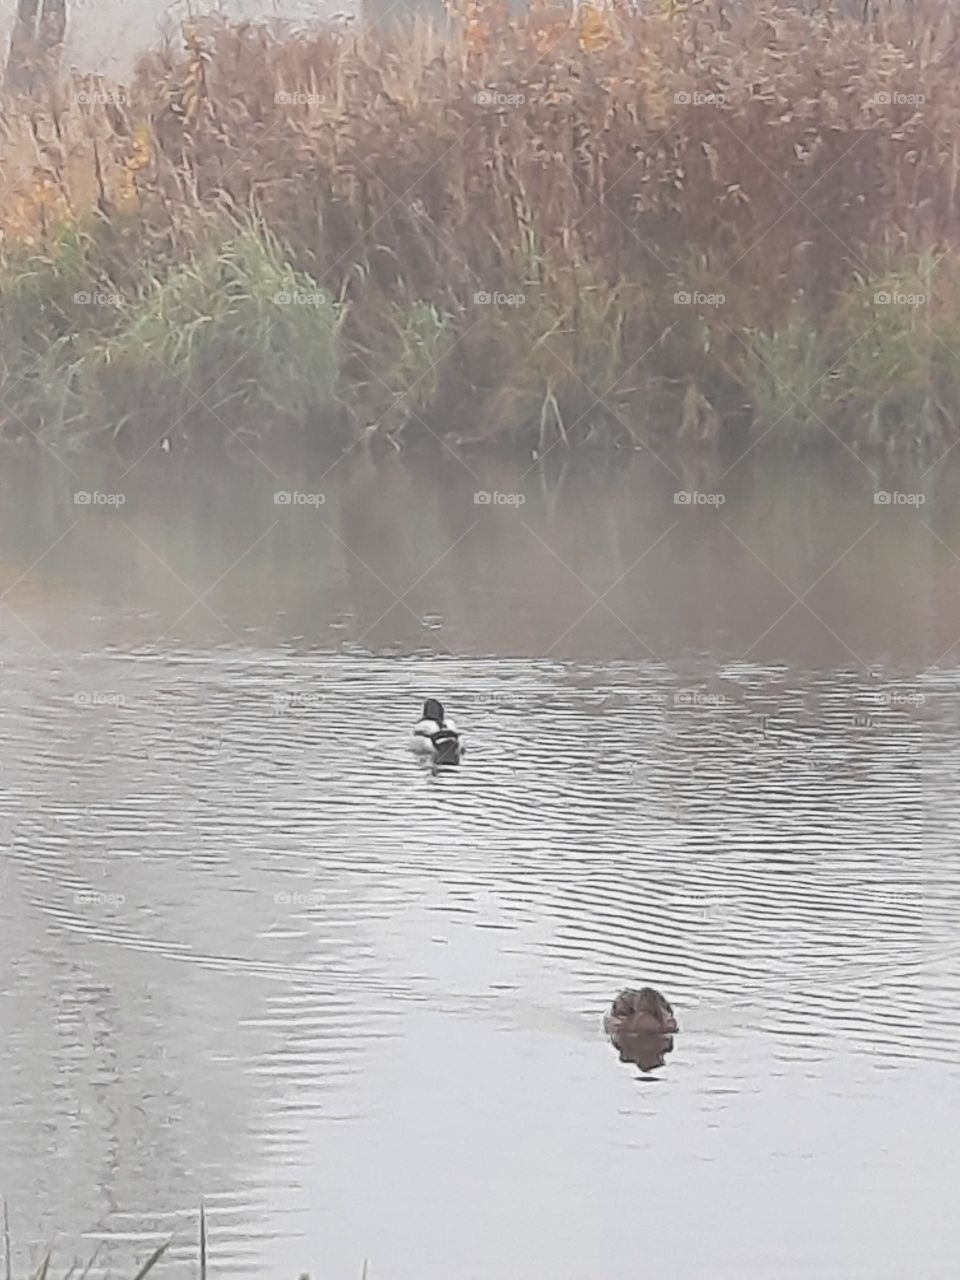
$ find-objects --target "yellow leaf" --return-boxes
[578,4,613,52]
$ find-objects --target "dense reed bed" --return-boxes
[2,0,960,455]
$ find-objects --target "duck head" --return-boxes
[606,986,679,1035]
[635,986,679,1033]
[423,698,445,725]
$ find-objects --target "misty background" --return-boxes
[0,0,356,77]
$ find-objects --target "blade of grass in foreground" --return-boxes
[130,1241,169,1280]
[29,1253,50,1280]
[76,1245,102,1280]
[199,1202,206,1280]
[3,1198,11,1280]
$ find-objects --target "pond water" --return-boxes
[0,449,958,1280]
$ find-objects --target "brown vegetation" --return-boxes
[2,0,960,454]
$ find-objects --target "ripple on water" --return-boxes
[1,651,958,1277]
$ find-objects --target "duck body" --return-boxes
[410,698,463,765]
[604,987,678,1038]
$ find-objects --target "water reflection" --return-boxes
[0,447,955,665]
[609,1031,676,1075]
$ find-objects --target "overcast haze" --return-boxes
[0,0,354,76]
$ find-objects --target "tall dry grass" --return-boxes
[3,0,960,454]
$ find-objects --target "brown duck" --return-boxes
[604,987,679,1038]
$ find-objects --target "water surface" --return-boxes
[1,451,958,1280]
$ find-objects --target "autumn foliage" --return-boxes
[2,0,960,453]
